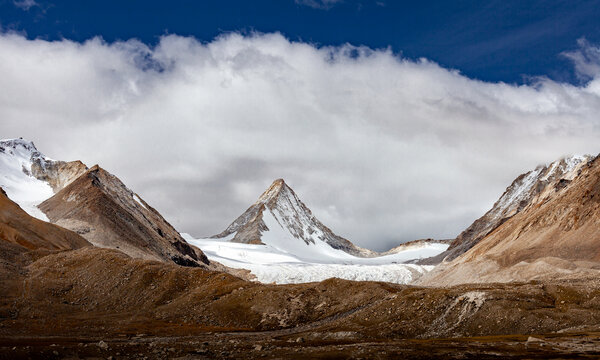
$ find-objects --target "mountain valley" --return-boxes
[2,138,600,358]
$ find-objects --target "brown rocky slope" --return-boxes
[0,188,90,330]
[6,244,600,339]
[0,187,90,252]
[422,155,592,265]
[39,165,209,266]
[5,242,600,359]
[419,155,600,286]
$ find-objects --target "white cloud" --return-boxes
[13,0,39,11]
[1,32,600,251]
[562,38,600,81]
[295,0,343,10]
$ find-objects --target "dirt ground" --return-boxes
[2,331,600,359]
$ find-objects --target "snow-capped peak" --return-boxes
[256,179,324,246]
[211,178,374,259]
[0,138,52,173]
[188,179,447,282]
[0,138,55,220]
[0,138,40,153]
[0,137,90,222]
[187,178,448,283]
[256,178,286,204]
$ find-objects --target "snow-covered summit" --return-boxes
[1,138,38,152]
[257,178,286,203]
[0,138,88,221]
[1,138,40,153]
[0,138,52,173]
[212,178,376,259]
[0,138,55,220]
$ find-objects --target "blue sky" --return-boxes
[2,0,600,84]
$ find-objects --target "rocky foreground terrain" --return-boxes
[3,184,600,358]
[3,240,600,358]
[4,228,600,358]
[3,139,600,358]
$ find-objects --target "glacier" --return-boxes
[185,232,447,284]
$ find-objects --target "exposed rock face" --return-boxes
[213,179,375,257]
[39,165,209,266]
[1,138,87,193]
[423,155,592,264]
[419,155,600,286]
[31,159,88,193]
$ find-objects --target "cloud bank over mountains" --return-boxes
[1,32,600,250]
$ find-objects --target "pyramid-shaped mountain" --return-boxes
[212,179,374,258]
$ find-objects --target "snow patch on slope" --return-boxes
[0,139,54,220]
[260,209,355,262]
[133,193,147,210]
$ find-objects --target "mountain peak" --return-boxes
[212,178,373,259]
[1,137,37,149]
[0,138,44,159]
[256,178,287,204]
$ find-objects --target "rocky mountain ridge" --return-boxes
[39,165,209,266]
[0,138,208,267]
[422,154,593,264]
[419,154,600,286]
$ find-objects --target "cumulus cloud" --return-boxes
[562,38,600,81]
[1,32,600,251]
[13,0,39,11]
[295,0,343,10]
